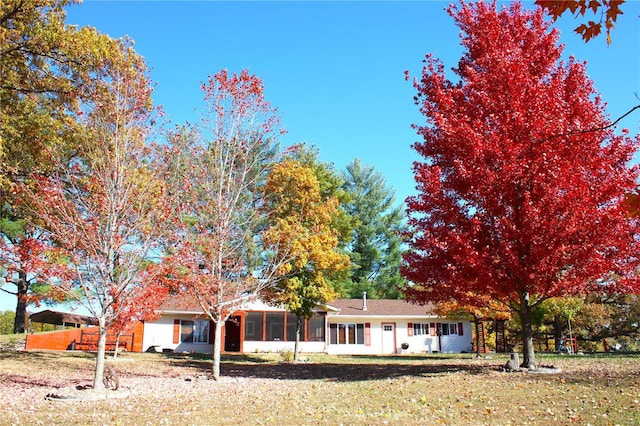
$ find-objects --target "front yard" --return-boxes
[0,350,639,425]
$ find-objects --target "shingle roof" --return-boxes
[158,294,436,317]
[327,299,436,317]
[158,293,206,313]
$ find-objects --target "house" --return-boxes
[141,296,474,355]
[24,296,474,355]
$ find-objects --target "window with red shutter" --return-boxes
[408,323,413,336]
[458,322,464,336]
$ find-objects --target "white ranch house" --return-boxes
[142,296,474,355]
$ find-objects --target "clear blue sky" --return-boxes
[2,1,639,313]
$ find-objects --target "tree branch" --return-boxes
[577,103,640,134]
[0,286,18,297]
[545,103,640,141]
[0,85,73,96]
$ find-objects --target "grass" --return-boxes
[0,333,26,344]
[0,333,26,351]
[0,350,639,425]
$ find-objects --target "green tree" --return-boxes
[571,293,640,350]
[263,159,349,360]
[341,159,405,299]
[0,310,16,334]
[538,297,583,348]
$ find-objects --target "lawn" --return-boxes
[0,349,639,425]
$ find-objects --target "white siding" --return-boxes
[143,312,474,355]
[325,316,474,355]
[142,316,176,352]
[242,341,325,354]
[143,315,214,354]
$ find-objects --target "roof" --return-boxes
[157,294,436,317]
[158,293,206,314]
[327,299,436,317]
[29,309,98,326]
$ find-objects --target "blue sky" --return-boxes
[2,1,639,313]
[63,0,639,207]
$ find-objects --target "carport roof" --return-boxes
[29,309,98,326]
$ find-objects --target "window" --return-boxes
[266,313,284,341]
[244,311,327,342]
[181,319,209,343]
[413,323,430,336]
[307,314,325,342]
[329,323,365,344]
[244,312,264,341]
[286,313,297,341]
[441,323,458,336]
[356,324,365,343]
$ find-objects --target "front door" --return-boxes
[224,316,242,352]
[381,322,396,354]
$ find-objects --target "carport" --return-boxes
[29,309,98,330]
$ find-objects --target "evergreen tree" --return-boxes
[341,159,406,299]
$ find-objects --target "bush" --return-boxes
[0,310,16,334]
[279,349,294,363]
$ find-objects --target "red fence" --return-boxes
[25,321,144,352]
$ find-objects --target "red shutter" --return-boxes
[209,320,215,343]
[430,323,436,336]
[408,323,413,336]
[365,323,371,346]
[458,322,464,336]
[173,319,180,344]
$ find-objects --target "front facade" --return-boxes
[141,297,474,355]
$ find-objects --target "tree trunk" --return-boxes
[93,320,108,389]
[211,319,223,380]
[474,316,482,358]
[13,273,28,334]
[519,292,536,369]
[113,333,121,360]
[293,315,301,362]
[553,315,563,351]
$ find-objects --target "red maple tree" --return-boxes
[402,1,640,368]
